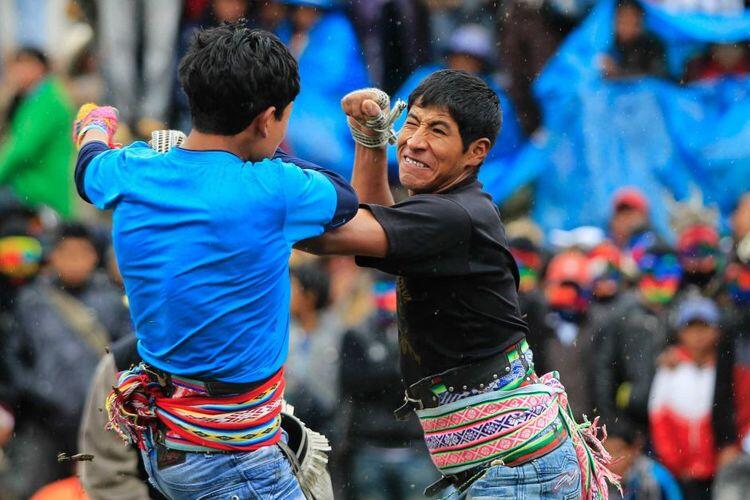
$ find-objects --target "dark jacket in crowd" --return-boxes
[593,291,671,429]
[8,272,131,433]
[713,305,750,450]
[340,312,424,448]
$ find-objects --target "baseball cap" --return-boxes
[676,296,719,328]
[613,188,649,214]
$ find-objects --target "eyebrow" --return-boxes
[405,112,453,130]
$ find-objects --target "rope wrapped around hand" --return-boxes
[347,88,407,149]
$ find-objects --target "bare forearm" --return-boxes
[351,144,394,206]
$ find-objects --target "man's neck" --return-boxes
[181,130,258,161]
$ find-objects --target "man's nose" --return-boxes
[405,126,428,150]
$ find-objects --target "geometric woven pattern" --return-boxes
[105,364,284,453]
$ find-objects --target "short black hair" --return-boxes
[54,222,96,246]
[16,46,50,71]
[178,22,300,135]
[291,262,330,311]
[407,69,501,151]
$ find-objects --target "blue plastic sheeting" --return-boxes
[387,65,525,184]
[277,12,370,178]
[488,0,750,239]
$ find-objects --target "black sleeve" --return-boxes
[273,148,358,230]
[355,195,471,273]
[713,329,738,448]
[74,141,110,204]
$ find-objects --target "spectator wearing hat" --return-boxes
[676,223,723,298]
[0,47,76,218]
[275,0,370,178]
[649,296,723,500]
[388,24,523,179]
[604,419,683,500]
[593,242,680,432]
[609,187,654,253]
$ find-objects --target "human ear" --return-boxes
[465,138,492,168]
[255,107,277,138]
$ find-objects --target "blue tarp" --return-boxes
[388,64,525,183]
[486,0,750,238]
[277,11,370,178]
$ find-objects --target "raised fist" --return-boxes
[72,103,119,148]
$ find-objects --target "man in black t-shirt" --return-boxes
[300,70,615,498]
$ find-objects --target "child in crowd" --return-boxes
[649,296,722,500]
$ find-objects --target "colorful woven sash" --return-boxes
[416,372,619,500]
[105,364,284,452]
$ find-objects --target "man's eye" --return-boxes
[433,128,446,135]
[405,120,418,127]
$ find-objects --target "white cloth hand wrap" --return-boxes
[347,88,407,148]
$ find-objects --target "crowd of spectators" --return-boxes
[0,0,749,499]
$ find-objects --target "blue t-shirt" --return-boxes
[76,142,357,383]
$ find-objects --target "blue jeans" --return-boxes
[141,442,305,499]
[350,444,439,500]
[461,438,582,499]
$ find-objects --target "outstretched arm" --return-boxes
[296,208,388,258]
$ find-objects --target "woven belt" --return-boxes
[394,339,531,420]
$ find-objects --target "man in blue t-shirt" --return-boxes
[72,24,356,499]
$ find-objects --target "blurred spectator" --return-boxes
[683,43,750,83]
[286,260,344,438]
[588,240,626,307]
[600,0,667,79]
[609,187,655,252]
[731,193,750,243]
[0,47,75,218]
[593,242,680,430]
[0,222,130,498]
[649,296,723,499]
[422,0,497,59]
[670,195,723,298]
[604,419,683,500]
[497,0,587,134]
[676,223,723,297]
[96,0,181,137]
[713,450,750,500]
[390,24,523,177]
[340,273,437,500]
[543,248,594,417]
[507,226,554,374]
[276,0,370,177]
[712,237,750,477]
[346,0,431,93]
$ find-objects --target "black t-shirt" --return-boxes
[356,177,529,386]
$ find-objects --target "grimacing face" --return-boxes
[397,104,490,194]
